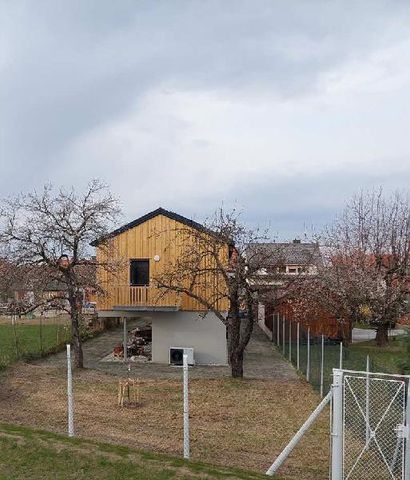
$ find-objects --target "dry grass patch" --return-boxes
[0,363,329,479]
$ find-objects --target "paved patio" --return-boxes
[38,320,298,381]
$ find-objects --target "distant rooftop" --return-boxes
[248,239,323,266]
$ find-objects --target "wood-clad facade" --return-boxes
[95,208,229,313]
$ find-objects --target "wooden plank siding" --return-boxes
[265,300,351,341]
[96,214,229,312]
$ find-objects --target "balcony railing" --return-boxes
[112,285,181,308]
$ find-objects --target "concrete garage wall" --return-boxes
[151,311,228,365]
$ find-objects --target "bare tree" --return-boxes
[0,180,121,367]
[316,189,410,346]
[0,260,50,315]
[153,209,277,378]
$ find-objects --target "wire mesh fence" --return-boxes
[343,373,406,480]
[271,314,404,395]
[0,314,71,368]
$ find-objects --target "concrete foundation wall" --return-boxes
[152,311,228,365]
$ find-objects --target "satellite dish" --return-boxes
[153,255,160,262]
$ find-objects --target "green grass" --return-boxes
[0,323,70,367]
[0,423,268,480]
[288,331,410,393]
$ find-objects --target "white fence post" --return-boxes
[66,344,74,437]
[405,380,410,480]
[306,327,310,382]
[320,334,324,398]
[366,355,370,443]
[297,323,300,371]
[123,317,127,362]
[331,369,343,480]
[289,321,292,362]
[183,353,190,460]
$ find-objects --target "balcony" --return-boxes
[111,285,181,312]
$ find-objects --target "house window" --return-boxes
[287,267,297,274]
[130,260,150,286]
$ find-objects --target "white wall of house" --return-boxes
[257,303,272,340]
[151,311,228,365]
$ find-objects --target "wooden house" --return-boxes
[92,208,229,365]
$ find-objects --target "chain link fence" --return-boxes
[0,313,71,367]
[271,314,403,395]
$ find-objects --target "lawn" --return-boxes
[0,363,329,480]
[0,318,71,368]
[290,330,410,394]
[0,423,268,480]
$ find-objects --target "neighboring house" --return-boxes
[248,240,342,339]
[251,239,323,284]
[92,208,229,365]
[0,263,96,315]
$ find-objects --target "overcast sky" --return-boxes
[1,1,410,239]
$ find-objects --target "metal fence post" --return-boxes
[123,317,127,362]
[331,369,343,480]
[276,314,280,347]
[366,355,370,443]
[282,317,286,355]
[66,344,74,437]
[12,315,19,358]
[297,322,300,371]
[404,380,410,479]
[183,353,190,460]
[339,342,343,369]
[289,321,292,362]
[320,334,324,397]
[306,327,310,382]
[39,315,44,355]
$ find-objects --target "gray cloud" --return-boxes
[1,0,410,237]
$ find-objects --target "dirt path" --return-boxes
[37,321,298,381]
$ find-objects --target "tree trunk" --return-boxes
[375,323,389,347]
[227,315,242,377]
[342,319,353,347]
[230,349,244,378]
[68,286,84,368]
[226,292,256,378]
[71,311,84,368]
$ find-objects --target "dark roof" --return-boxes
[91,207,211,246]
[248,241,323,266]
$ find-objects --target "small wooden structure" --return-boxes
[118,378,140,408]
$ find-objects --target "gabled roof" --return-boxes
[91,207,210,246]
[248,241,323,267]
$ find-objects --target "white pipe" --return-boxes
[266,390,332,476]
[340,369,410,379]
[183,354,190,460]
[66,344,74,437]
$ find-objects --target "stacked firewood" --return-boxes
[113,327,152,360]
